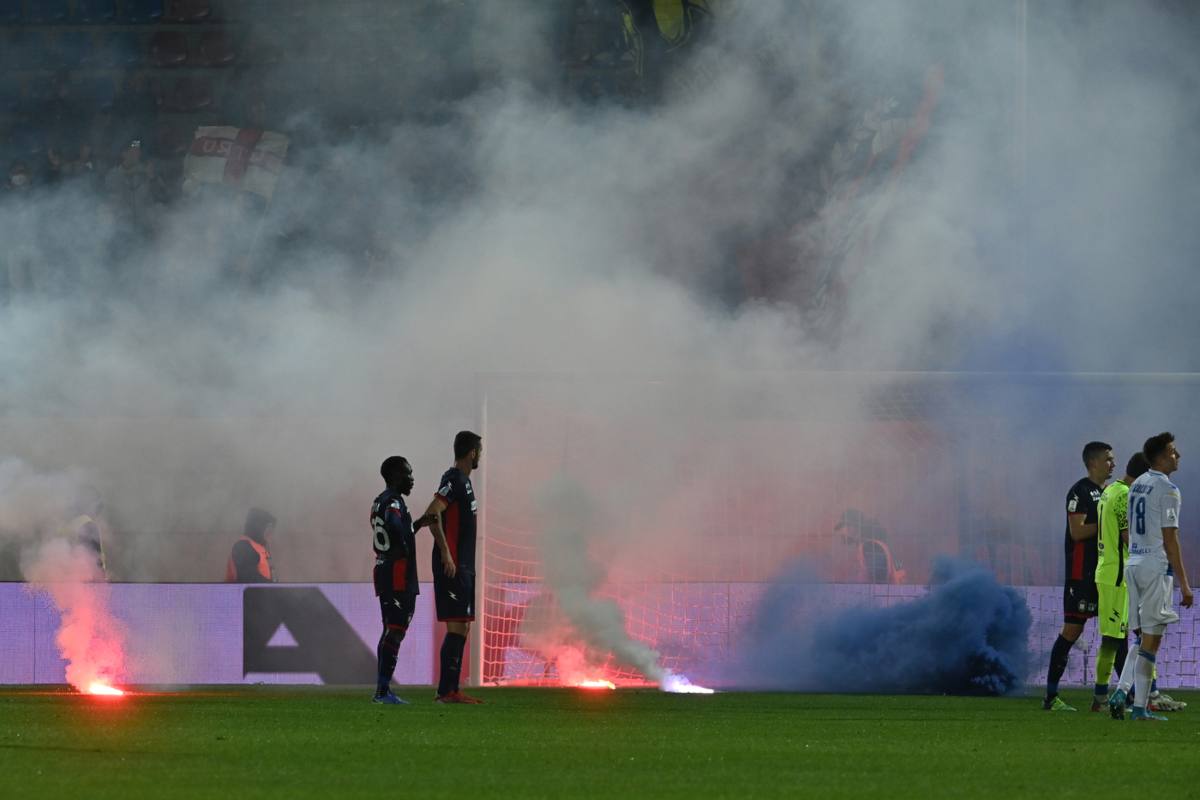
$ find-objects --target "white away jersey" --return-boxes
[1127,469,1182,569]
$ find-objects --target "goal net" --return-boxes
[475,372,1200,688]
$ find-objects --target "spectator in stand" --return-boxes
[6,160,32,193]
[226,508,277,583]
[104,139,162,232]
[62,142,97,186]
[831,508,905,584]
[4,161,38,296]
[44,145,66,186]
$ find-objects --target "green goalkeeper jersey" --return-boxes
[1095,480,1129,586]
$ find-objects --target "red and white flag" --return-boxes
[184,126,289,199]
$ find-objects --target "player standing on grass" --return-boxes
[1043,441,1113,711]
[1109,432,1192,722]
[370,456,431,705]
[1089,451,1149,710]
[422,431,484,704]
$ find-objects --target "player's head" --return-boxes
[454,431,483,469]
[380,456,414,494]
[1082,441,1114,479]
[1143,432,1180,475]
[1125,451,1150,481]
[244,508,276,544]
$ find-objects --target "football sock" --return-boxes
[376,625,406,696]
[1133,649,1155,710]
[1094,636,1122,696]
[438,632,467,696]
[1045,635,1074,699]
[1117,635,1139,694]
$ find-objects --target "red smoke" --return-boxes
[24,539,126,693]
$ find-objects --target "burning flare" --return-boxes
[576,679,617,690]
[86,682,125,696]
[24,539,127,695]
[660,673,714,695]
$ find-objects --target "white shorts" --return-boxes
[1126,562,1180,635]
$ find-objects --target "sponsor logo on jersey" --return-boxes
[1068,497,1078,512]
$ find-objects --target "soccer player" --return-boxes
[1090,451,1149,711]
[1043,441,1113,711]
[370,456,429,705]
[1109,432,1192,721]
[422,430,484,704]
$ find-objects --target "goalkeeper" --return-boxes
[1091,451,1148,711]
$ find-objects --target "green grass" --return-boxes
[1,686,1196,799]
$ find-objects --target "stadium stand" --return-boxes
[76,0,118,23]
[122,0,165,25]
[197,30,235,66]
[150,31,189,67]
[164,0,212,23]
[28,0,71,24]
[0,0,20,25]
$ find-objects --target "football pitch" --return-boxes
[2,687,1196,799]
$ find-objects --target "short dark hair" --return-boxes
[1143,432,1175,466]
[1126,452,1150,480]
[1082,441,1112,466]
[454,430,482,460]
[244,507,276,539]
[380,455,410,485]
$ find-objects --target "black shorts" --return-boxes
[379,590,416,630]
[433,567,475,622]
[1063,580,1099,623]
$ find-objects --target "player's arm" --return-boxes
[383,505,411,559]
[422,496,456,578]
[1067,513,1097,541]
[1115,500,1129,546]
[1161,527,1193,607]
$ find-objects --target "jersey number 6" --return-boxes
[372,517,390,551]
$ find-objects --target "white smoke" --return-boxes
[529,476,665,683]
[0,2,1196,686]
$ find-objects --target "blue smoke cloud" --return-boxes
[737,558,1031,695]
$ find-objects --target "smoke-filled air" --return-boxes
[2,1,1198,691]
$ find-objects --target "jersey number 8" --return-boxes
[372,516,390,551]
[1133,497,1146,536]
